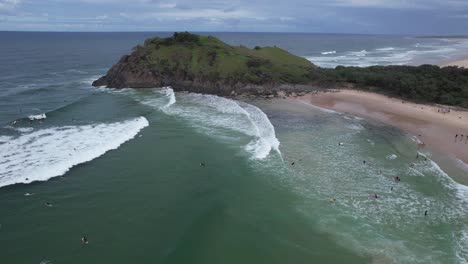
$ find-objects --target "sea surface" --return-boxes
[0,32,467,264]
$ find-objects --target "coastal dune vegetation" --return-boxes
[94,32,468,108]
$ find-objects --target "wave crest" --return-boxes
[0,117,149,188]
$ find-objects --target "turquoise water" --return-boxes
[1,88,467,263]
[1,32,467,263]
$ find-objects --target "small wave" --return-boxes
[238,102,281,159]
[165,93,281,160]
[111,88,280,160]
[0,117,149,188]
[386,154,398,160]
[346,124,363,131]
[321,51,336,55]
[160,87,176,109]
[350,49,368,57]
[15,127,34,133]
[28,113,46,121]
[376,47,396,51]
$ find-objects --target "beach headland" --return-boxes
[296,89,468,178]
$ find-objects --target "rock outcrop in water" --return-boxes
[93,32,317,96]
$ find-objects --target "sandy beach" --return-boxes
[297,90,468,173]
[440,56,468,68]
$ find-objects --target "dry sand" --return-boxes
[440,57,468,68]
[297,90,468,169]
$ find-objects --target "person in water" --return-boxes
[370,194,378,199]
[44,202,53,207]
[81,236,89,245]
[291,162,295,166]
[200,162,205,166]
[424,210,428,216]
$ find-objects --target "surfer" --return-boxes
[330,198,336,202]
[370,194,379,199]
[338,142,344,146]
[200,162,205,166]
[424,210,428,216]
[291,162,295,166]
[390,187,393,191]
[44,202,53,207]
[393,176,400,182]
[24,193,34,196]
[363,160,366,164]
[81,236,89,245]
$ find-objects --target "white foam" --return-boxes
[28,113,46,121]
[321,50,336,55]
[110,88,280,160]
[0,117,149,188]
[455,229,468,264]
[376,47,396,51]
[0,135,12,144]
[163,93,281,160]
[238,102,281,159]
[386,154,398,160]
[160,87,176,109]
[15,127,34,133]
[296,100,339,114]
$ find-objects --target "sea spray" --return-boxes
[0,117,149,188]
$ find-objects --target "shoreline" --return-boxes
[440,55,468,68]
[293,89,468,181]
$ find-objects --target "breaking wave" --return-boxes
[0,117,149,188]
[28,113,46,121]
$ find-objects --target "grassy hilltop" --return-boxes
[139,32,314,85]
[94,32,468,108]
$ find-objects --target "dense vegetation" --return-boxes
[310,65,468,108]
[138,32,315,85]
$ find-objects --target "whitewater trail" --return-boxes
[117,87,281,160]
[0,117,149,188]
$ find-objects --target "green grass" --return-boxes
[139,32,315,84]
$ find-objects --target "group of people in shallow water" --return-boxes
[325,149,430,216]
[455,134,468,144]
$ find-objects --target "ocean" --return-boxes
[0,32,467,264]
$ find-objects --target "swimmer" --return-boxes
[363,160,366,164]
[391,187,393,191]
[200,163,205,167]
[81,236,89,245]
[424,210,428,216]
[291,162,295,166]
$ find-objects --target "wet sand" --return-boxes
[296,90,468,175]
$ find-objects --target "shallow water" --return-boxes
[0,32,467,264]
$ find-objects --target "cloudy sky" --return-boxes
[1,0,467,34]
